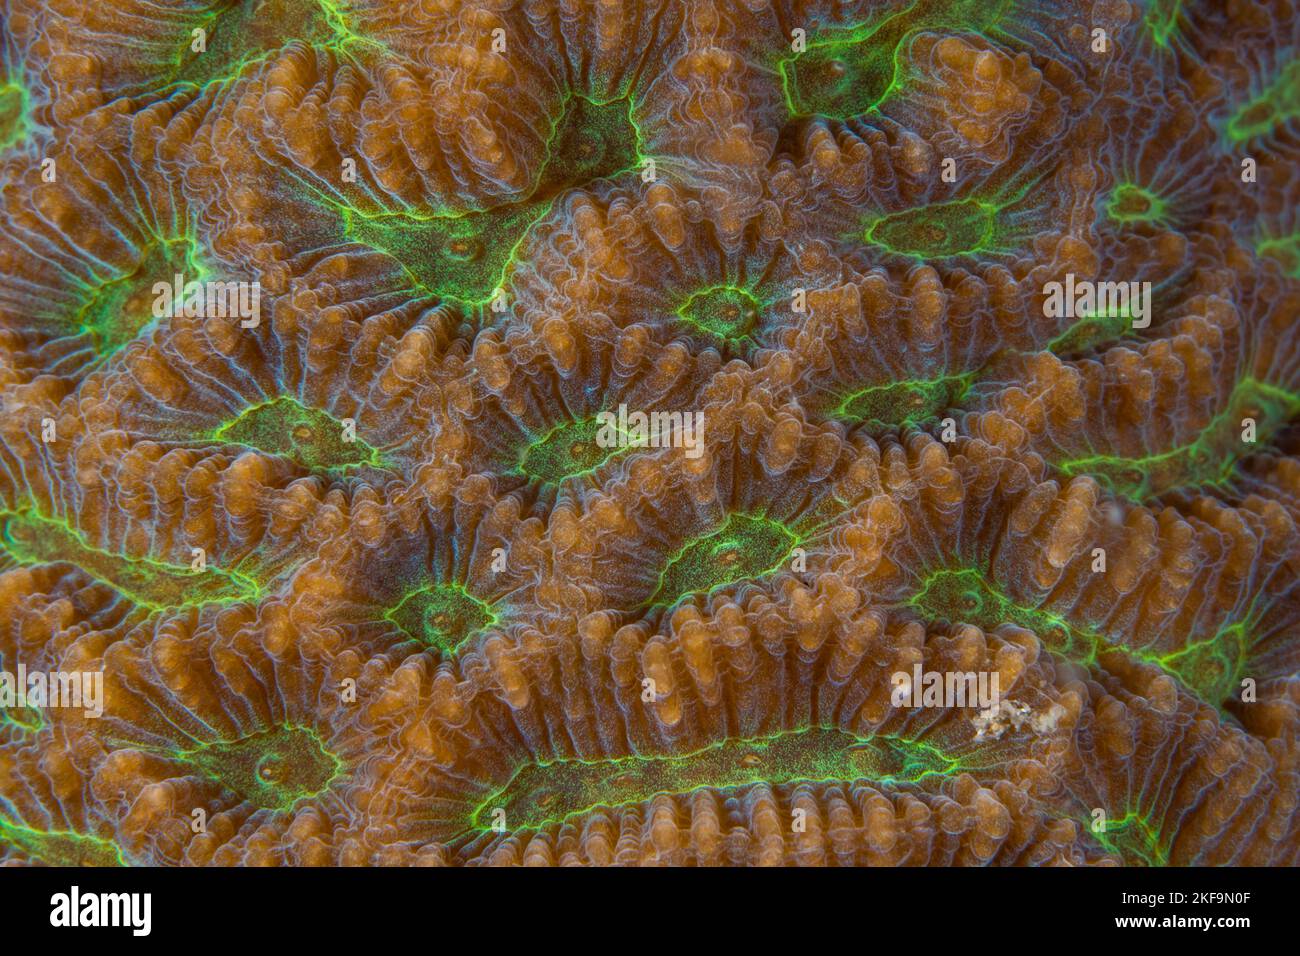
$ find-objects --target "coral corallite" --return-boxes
[0,0,1298,868]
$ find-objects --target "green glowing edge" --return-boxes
[468,728,965,834]
[1255,232,1300,278]
[1,509,263,612]
[646,513,801,610]
[333,92,648,307]
[907,566,1262,717]
[1103,182,1173,229]
[831,373,974,426]
[856,171,1044,263]
[162,0,394,98]
[207,395,388,473]
[1144,0,1184,51]
[1081,809,1170,866]
[1224,58,1300,145]
[673,284,767,345]
[76,235,210,356]
[515,415,636,484]
[0,80,31,152]
[0,817,127,866]
[381,582,500,653]
[1057,377,1300,501]
[176,723,346,813]
[0,703,46,735]
[774,0,1019,120]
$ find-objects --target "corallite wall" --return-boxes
[0,0,1298,867]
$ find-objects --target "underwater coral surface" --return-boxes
[0,0,1298,866]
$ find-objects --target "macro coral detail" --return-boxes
[0,0,1298,869]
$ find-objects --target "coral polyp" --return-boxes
[778,0,1016,119]
[676,285,764,343]
[650,513,799,608]
[517,416,628,484]
[1,510,261,611]
[212,396,383,472]
[0,82,28,151]
[178,725,343,812]
[473,729,975,833]
[383,582,499,653]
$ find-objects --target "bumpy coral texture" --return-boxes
[1,0,1298,866]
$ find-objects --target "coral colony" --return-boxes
[0,0,1297,868]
